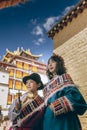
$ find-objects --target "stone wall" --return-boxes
[53,9,87,49]
[54,27,87,130]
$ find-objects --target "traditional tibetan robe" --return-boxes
[8,92,44,130]
[43,73,87,130]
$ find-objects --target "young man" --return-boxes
[8,73,44,130]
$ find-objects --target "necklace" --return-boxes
[27,92,38,99]
[22,92,38,105]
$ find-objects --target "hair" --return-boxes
[46,53,67,79]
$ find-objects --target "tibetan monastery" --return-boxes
[0,47,48,111]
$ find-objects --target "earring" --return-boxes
[38,83,41,88]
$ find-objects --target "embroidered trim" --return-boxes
[44,73,74,97]
[13,95,44,127]
[20,95,44,119]
[43,73,75,105]
[51,96,74,116]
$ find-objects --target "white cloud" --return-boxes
[33,37,44,46]
[43,5,74,31]
[43,16,60,31]
[38,38,44,43]
[62,5,74,16]
[32,26,44,36]
[31,5,75,46]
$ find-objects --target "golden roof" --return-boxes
[2,47,42,62]
[20,48,42,58]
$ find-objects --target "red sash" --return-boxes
[13,95,44,129]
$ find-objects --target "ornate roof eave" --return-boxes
[6,48,14,55]
[27,53,42,58]
[9,55,45,66]
[2,48,42,63]
[2,56,9,62]
[20,48,42,59]
[3,49,14,60]
[2,55,14,63]
[47,0,87,39]
[2,49,17,62]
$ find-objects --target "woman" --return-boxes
[43,54,87,130]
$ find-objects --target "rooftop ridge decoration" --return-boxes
[47,0,87,39]
[0,0,30,9]
[2,47,42,62]
[6,48,14,55]
[20,47,42,57]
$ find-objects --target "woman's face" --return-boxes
[47,59,57,74]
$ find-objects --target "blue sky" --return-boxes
[0,0,80,63]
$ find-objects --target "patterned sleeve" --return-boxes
[50,86,87,116]
[8,99,19,121]
[8,93,27,121]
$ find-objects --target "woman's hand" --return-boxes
[49,103,54,111]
